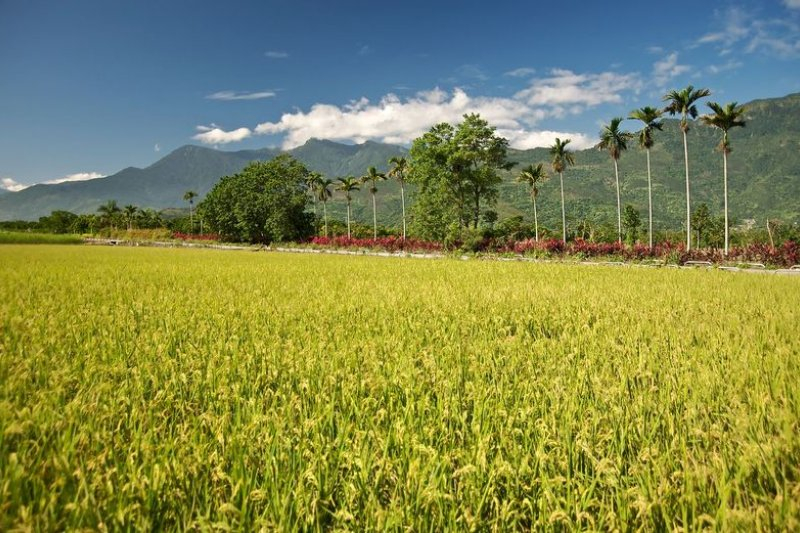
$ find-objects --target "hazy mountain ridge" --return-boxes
[1,93,799,226]
[0,140,406,220]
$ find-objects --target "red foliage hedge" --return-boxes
[309,235,799,267]
[310,236,442,253]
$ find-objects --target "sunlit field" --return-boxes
[1,245,798,530]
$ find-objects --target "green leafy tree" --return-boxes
[408,123,458,240]
[454,114,512,228]
[316,178,334,237]
[663,85,711,250]
[387,156,409,239]
[123,205,138,231]
[136,208,164,229]
[701,101,746,255]
[70,213,97,234]
[336,176,360,238]
[629,106,664,249]
[495,215,528,241]
[38,210,78,234]
[691,203,713,248]
[183,190,198,232]
[622,204,642,244]
[408,114,511,240]
[598,118,634,243]
[199,155,312,244]
[361,166,387,239]
[482,209,498,230]
[97,200,121,230]
[549,138,575,243]
[516,163,548,241]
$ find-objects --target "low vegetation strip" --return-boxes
[307,236,800,268]
[1,246,799,530]
[0,232,83,245]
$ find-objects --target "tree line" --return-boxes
[513,85,745,254]
[0,202,182,235]
[191,84,767,250]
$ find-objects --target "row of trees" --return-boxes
[586,86,744,254]
[304,157,409,240]
[193,85,749,249]
[294,86,746,254]
[0,204,168,235]
[513,86,745,255]
[96,200,167,231]
[291,114,514,245]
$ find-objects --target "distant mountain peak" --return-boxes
[302,138,346,147]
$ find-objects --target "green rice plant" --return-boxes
[0,245,798,530]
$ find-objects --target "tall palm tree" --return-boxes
[97,200,121,230]
[549,138,575,243]
[598,117,634,243]
[701,101,746,256]
[336,176,360,238]
[123,204,138,231]
[360,166,387,239]
[387,156,409,239]
[628,106,664,249]
[663,85,711,250]
[516,163,549,241]
[183,190,198,232]
[316,178,334,237]
[305,172,324,233]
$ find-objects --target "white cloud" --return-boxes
[255,89,519,148]
[746,19,800,57]
[206,90,276,101]
[514,69,642,108]
[154,143,161,152]
[652,52,692,87]
[1,177,27,191]
[697,7,750,48]
[706,59,743,74]
[1,172,106,191]
[264,51,288,58]
[504,67,536,78]
[193,125,252,144]
[498,129,596,151]
[358,45,371,56]
[697,7,800,58]
[43,172,105,185]
[192,66,648,151]
[250,87,594,151]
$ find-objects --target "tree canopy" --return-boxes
[408,114,511,240]
[199,155,313,243]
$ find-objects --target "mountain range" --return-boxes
[1,92,799,229]
[0,140,405,220]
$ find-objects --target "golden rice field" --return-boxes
[1,245,799,531]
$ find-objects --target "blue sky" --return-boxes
[1,0,799,190]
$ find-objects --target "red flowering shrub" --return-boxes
[306,235,799,267]
[310,236,442,253]
[724,242,799,268]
